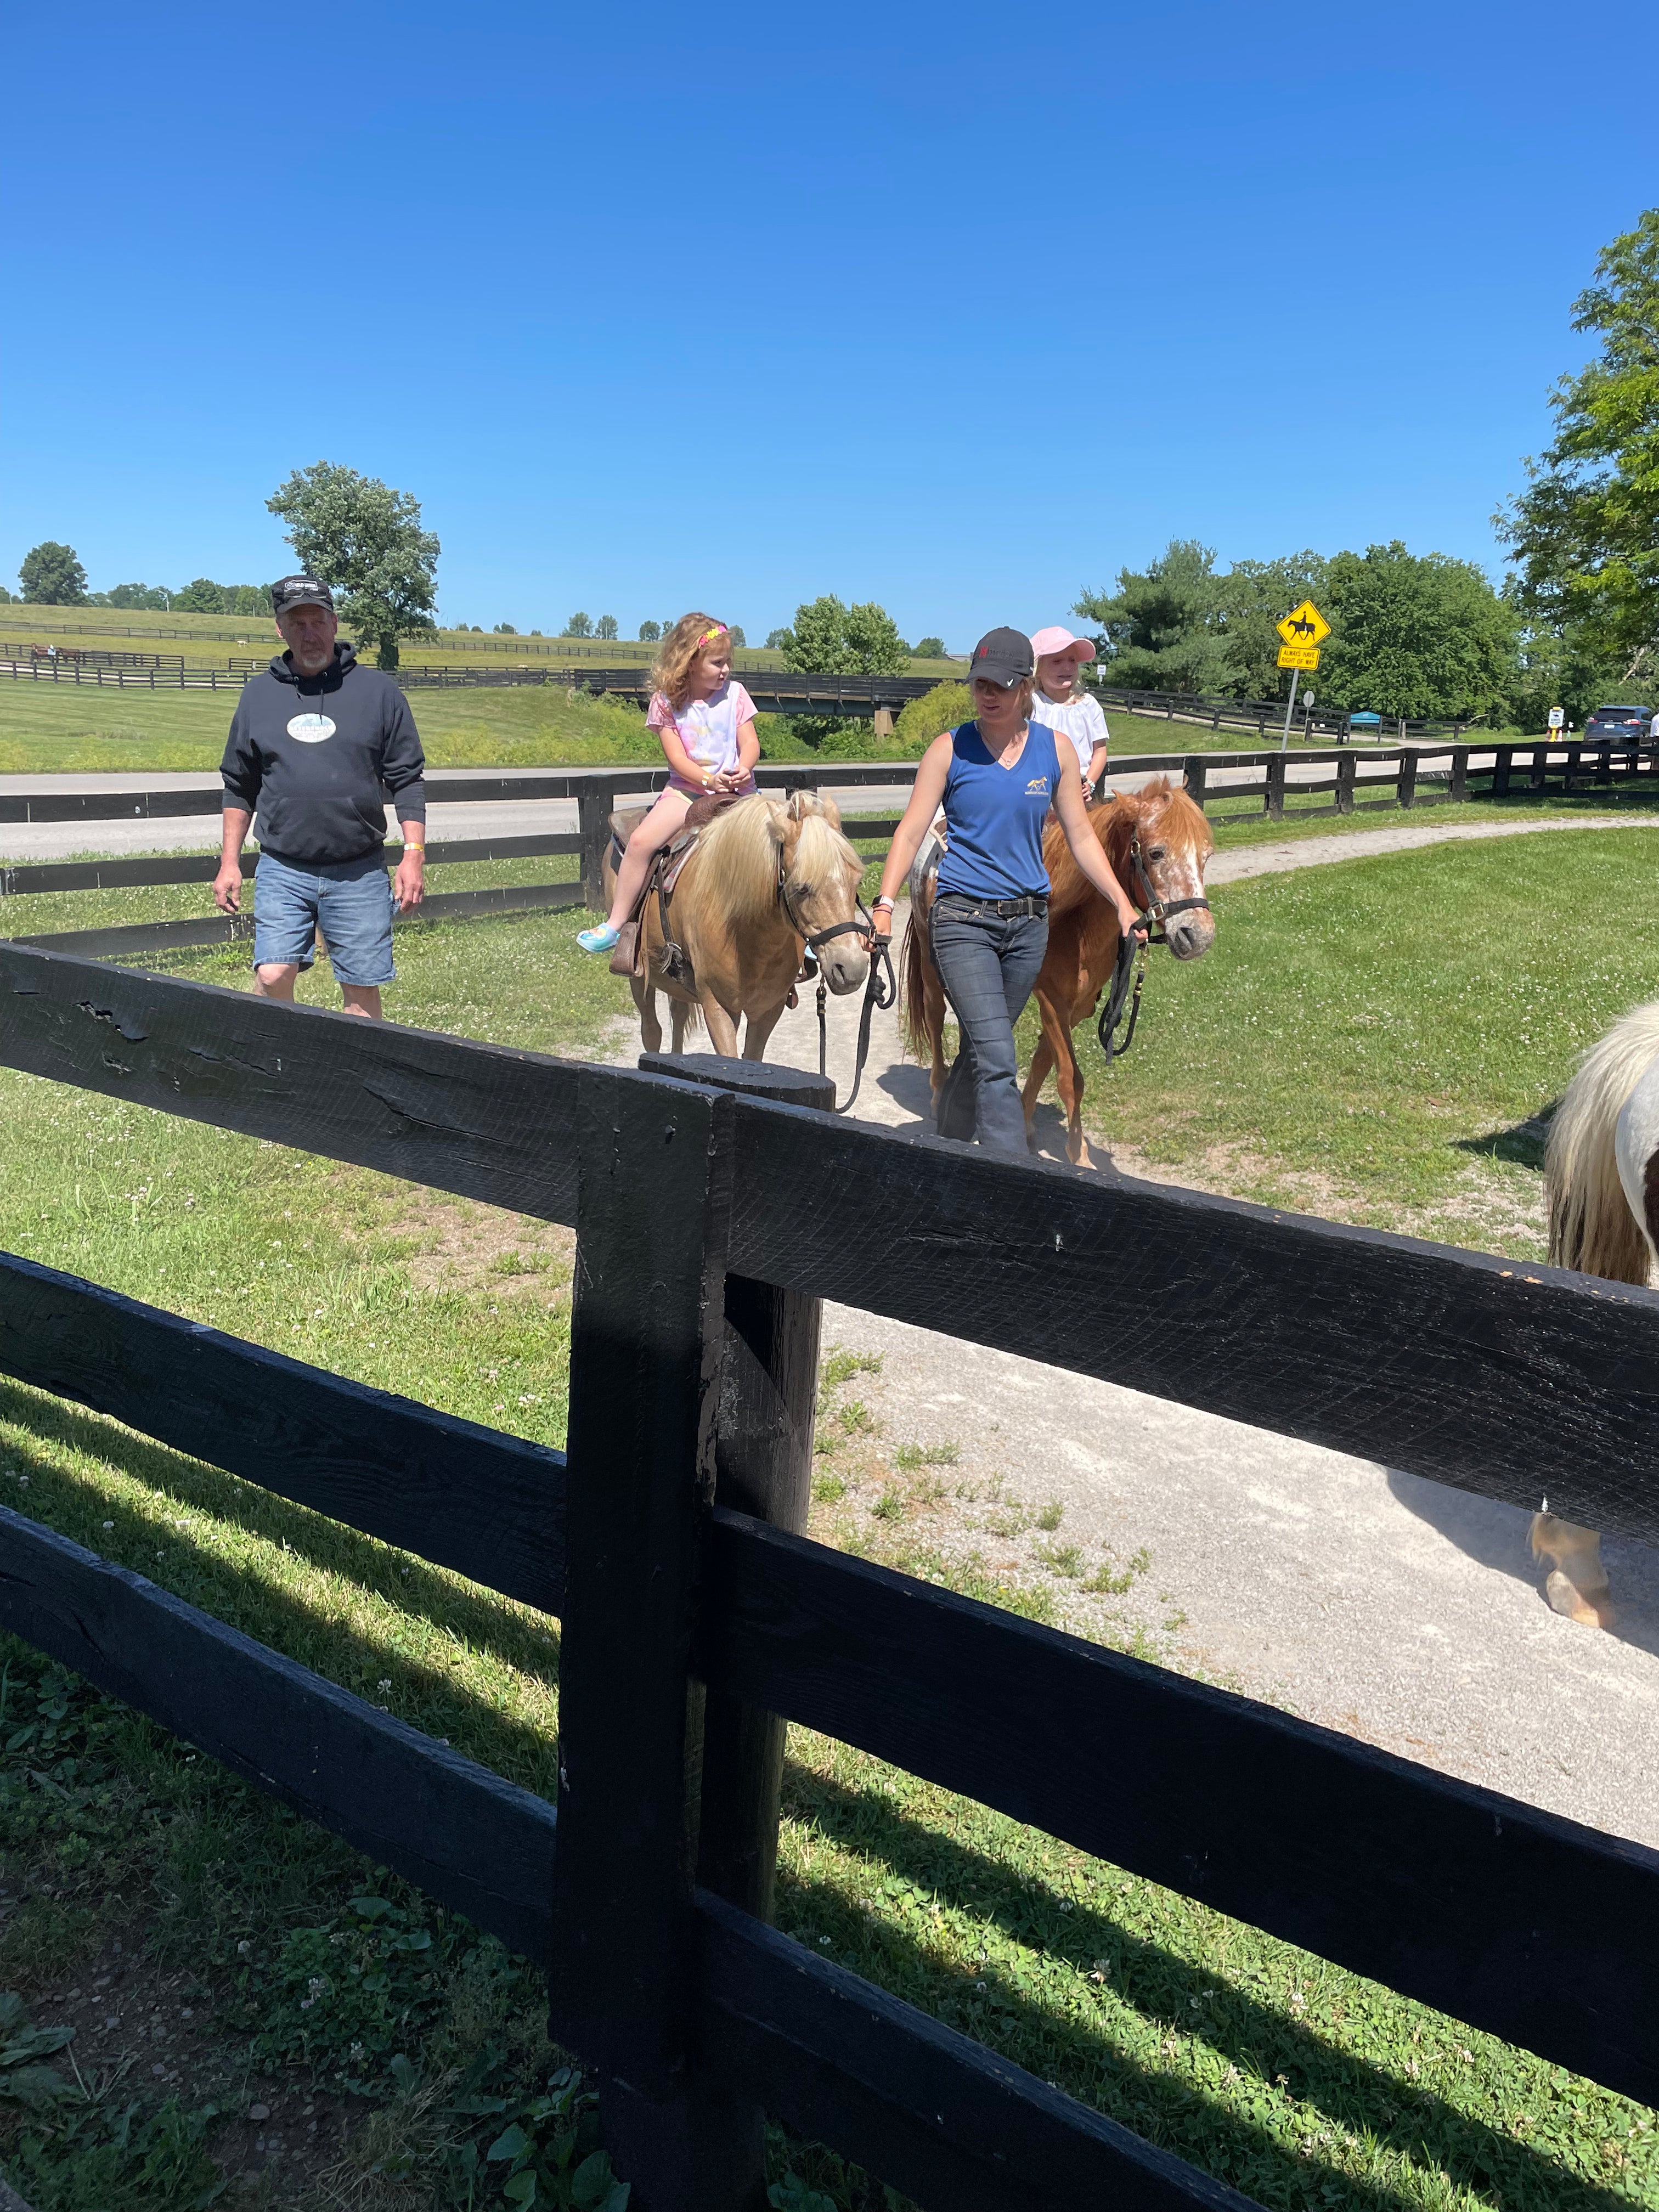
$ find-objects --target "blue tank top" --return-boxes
[935,721,1059,901]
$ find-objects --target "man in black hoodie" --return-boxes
[215,577,427,1019]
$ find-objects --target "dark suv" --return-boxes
[1584,704,1652,741]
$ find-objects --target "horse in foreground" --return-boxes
[606,790,870,1059]
[1538,998,1659,1627]
[902,778,1216,1166]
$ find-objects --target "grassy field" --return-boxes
[0,677,1463,776]
[1,860,1655,2206]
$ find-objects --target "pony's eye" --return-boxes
[1148,846,1167,862]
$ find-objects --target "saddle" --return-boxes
[605,791,743,982]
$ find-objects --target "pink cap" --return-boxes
[1029,626,1097,664]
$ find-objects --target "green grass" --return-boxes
[1034,824,1659,1252]
[1,898,1655,2204]
[1202,782,1659,850]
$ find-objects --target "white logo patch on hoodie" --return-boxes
[286,713,336,743]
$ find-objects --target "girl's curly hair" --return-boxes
[652,612,730,709]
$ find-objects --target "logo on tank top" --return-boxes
[286,713,336,743]
[1025,775,1051,795]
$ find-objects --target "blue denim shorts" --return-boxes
[253,849,396,985]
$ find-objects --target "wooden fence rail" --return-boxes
[1,944,1658,2209]
[8,743,1656,962]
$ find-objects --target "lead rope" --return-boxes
[816,905,895,1114]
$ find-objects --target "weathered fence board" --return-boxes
[0,1506,558,1958]
[0,1251,566,1611]
[696,1891,1256,2212]
[705,1511,1659,2101]
[725,1102,1659,1546]
[0,944,582,1222]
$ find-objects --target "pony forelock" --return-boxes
[692,797,861,925]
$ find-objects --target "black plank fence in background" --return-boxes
[6,741,1658,965]
[0,943,1656,2210]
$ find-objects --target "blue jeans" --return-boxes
[253,849,397,986]
[929,895,1048,1152]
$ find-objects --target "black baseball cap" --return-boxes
[969,626,1035,687]
[271,575,335,616]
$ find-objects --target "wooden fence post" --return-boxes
[1397,749,1418,810]
[1336,755,1356,815]
[1182,755,1208,810]
[578,781,616,912]
[550,1065,761,2210]
[1493,745,1513,797]
[1529,745,1548,793]
[1448,747,1469,803]
[642,1050,832,1925]
[1265,752,1286,820]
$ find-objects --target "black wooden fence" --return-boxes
[5,741,1657,964]
[0,945,1656,2210]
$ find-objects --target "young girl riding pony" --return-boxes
[576,614,760,955]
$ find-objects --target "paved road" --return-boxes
[641,813,1659,1849]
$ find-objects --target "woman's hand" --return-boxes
[1117,901,1148,943]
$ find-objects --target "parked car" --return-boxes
[1584,704,1651,742]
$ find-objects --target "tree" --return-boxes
[223,584,269,616]
[172,578,225,613]
[638,620,661,642]
[105,583,171,610]
[912,635,947,659]
[267,461,439,672]
[781,595,907,675]
[494,622,517,634]
[1499,208,1659,685]
[1316,543,1517,719]
[765,627,791,650]
[566,613,592,637]
[1075,540,1232,693]
[19,541,87,605]
[728,624,746,648]
[595,614,619,640]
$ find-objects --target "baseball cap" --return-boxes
[1029,625,1097,664]
[271,575,335,617]
[969,627,1035,688]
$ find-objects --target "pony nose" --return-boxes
[1167,911,1215,960]
[823,943,870,993]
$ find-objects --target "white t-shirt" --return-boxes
[647,680,757,778]
[1032,689,1109,778]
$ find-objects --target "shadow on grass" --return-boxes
[0,1378,561,1798]
[778,1766,1635,2212]
[1452,1107,1554,1173]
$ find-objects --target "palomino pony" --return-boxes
[606,790,870,1059]
[902,778,1216,1165]
[1537,997,1659,1627]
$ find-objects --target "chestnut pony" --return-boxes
[903,777,1215,1166]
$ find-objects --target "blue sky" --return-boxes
[3,0,1654,648]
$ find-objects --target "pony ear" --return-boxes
[786,789,818,823]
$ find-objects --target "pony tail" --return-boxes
[901,912,930,1058]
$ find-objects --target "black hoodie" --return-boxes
[221,644,427,867]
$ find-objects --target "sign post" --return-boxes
[1548,707,1565,732]
[1276,601,1330,752]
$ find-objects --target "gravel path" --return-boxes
[699,811,1659,1848]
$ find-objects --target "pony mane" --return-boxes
[1045,776,1213,916]
[693,796,861,924]
[1545,998,1659,1283]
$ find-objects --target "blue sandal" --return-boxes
[576,923,621,954]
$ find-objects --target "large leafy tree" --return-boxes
[105,582,170,611]
[1074,540,1233,693]
[780,594,907,675]
[19,541,87,604]
[1499,208,1659,685]
[267,462,439,671]
[172,578,225,613]
[1317,543,1516,718]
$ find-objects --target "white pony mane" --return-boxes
[1545,997,1659,1282]
[694,796,861,926]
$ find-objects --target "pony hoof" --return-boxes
[1544,1569,1616,1630]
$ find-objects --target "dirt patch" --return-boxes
[372,1200,575,1303]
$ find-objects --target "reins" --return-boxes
[1096,826,1212,1067]
[778,853,894,1114]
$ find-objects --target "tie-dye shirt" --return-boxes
[647,680,758,777]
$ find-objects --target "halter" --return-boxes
[1097,825,1212,1066]
[777,847,895,1115]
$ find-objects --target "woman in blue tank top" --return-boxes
[871,628,1147,1153]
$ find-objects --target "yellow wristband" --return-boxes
[402,842,425,854]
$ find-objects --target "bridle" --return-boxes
[1097,825,1211,1066]
[777,848,895,1115]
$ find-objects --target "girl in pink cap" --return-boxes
[1029,627,1109,797]
[576,612,759,954]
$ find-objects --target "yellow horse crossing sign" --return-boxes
[1276,600,1331,648]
